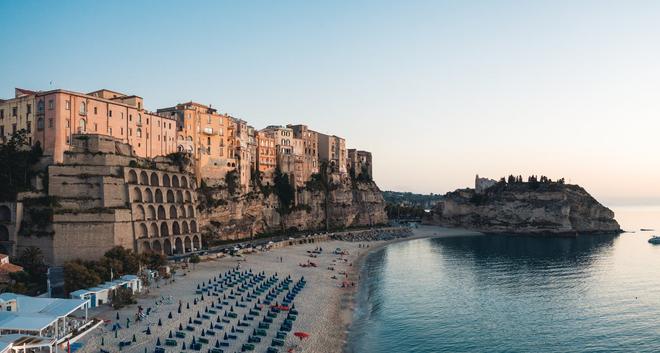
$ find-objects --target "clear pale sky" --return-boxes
[1,1,658,205]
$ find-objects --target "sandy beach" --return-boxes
[74,225,478,353]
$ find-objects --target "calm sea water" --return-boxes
[347,206,660,353]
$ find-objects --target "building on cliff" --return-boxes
[475,174,498,194]
[317,132,347,174]
[0,88,177,163]
[347,149,373,180]
[5,134,200,264]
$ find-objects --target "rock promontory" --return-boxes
[424,176,621,236]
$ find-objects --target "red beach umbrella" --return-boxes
[294,332,310,340]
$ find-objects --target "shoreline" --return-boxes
[339,226,482,353]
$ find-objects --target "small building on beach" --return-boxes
[69,274,142,308]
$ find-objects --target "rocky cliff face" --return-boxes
[198,176,388,242]
[425,183,621,236]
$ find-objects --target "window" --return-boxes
[79,102,86,114]
[0,109,3,119]
[136,128,142,138]
[109,127,113,134]
[138,114,142,124]
[38,100,44,112]
[94,107,98,114]
[207,137,211,145]
[65,100,70,110]
[79,119,86,132]
[48,118,53,128]
[26,121,31,133]
[207,116,211,124]
[129,128,132,136]
[94,123,98,131]
[157,135,160,141]
[48,100,54,109]
[12,124,16,134]
[121,127,124,135]
[12,107,17,117]
[109,110,112,117]
[27,104,31,114]
[129,114,132,122]
[66,119,70,128]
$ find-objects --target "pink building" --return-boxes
[1,88,176,163]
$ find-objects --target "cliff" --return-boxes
[198,175,388,243]
[425,182,621,236]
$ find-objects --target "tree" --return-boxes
[0,129,43,200]
[111,286,136,309]
[64,261,102,294]
[104,247,140,275]
[189,254,200,270]
[141,252,167,271]
[225,170,240,195]
[273,168,295,216]
[13,247,48,294]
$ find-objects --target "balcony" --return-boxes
[203,127,214,135]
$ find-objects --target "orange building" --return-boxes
[256,130,277,185]
[0,88,177,163]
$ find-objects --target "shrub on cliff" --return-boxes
[0,129,43,201]
[274,168,295,215]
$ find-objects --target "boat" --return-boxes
[648,236,660,244]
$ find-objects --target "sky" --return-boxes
[1,0,659,205]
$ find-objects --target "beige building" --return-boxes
[157,102,236,184]
[1,88,177,163]
[318,133,347,174]
[288,124,319,185]
[256,130,276,185]
[347,149,373,180]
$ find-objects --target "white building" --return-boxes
[70,275,141,308]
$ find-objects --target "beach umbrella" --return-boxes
[192,337,196,345]
[158,318,163,326]
[196,311,201,319]
[182,342,186,350]
[201,294,205,300]
[201,330,206,337]
[231,326,235,333]
[204,306,208,313]
[179,323,183,331]
[178,306,182,314]
[116,312,120,320]
[223,333,228,340]
[294,332,310,340]
[187,303,190,309]
[146,327,152,335]
[194,299,198,305]
[189,317,193,324]
[215,340,220,348]
[168,312,173,319]
[114,330,118,338]
[216,316,221,323]
[132,334,136,342]
[144,348,147,353]
[197,284,200,289]
[156,338,161,346]
[101,337,104,346]
[169,331,173,339]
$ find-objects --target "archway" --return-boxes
[138,223,148,238]
[143,241,151,252]
[155,189,163,203]
[190,220,197,233]
[193,235,201,251]
[140,171,149,185]
[172,221,181,235]
[176,190,184,203]
[150,173,159,186]
[0,226,9,242]
[128,170,138,183]
[175,238,183,254]
[179,205,186,218]
[134,205,145,221]
[160,222,169,237]
[181,176,188,189]
[185,191,192,203]
[147,205,156,220]
[184,236,192,252]
[164,238,172,255]
[172,175,180,187]
[152,240,162,253]
[162,174,170,187]
[169,205,178,219]
[182,221,189,234]
[150,223,159,237]
[132,187,142,202]
[157,206,166,220]
[187,205,194,218]
[166,190,175,203]
[145,188,154,203]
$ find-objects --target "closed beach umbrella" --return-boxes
[169,331,173,339]
[132,334,136,342]
[168,312,173,319]
[179,323,183,330]
[158,318,162,326]
[156,338,161,346]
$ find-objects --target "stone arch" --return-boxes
[157,206,166,220]
[144,188,154,203]
[179,205,186,219]
[184,236,192,252]
[143,241,151,252]
[185,191,192,203]
[175,237,183,254]
[166,190,175,203]
[155,189,164,203]
[182,221,189,234]
[176,190,184,203]
[0,226,9,242]
[138,223,148,238]
[164,238,172,255]
[147,205,156,220]
[152,240,162,253]
[132,187,142,202]
[150,223,159,237]
[172,175,180,188]
[134,205,145,221]
[190,220,197,233]
[172,221,181,235]
[190,180,196,189]
[169,205,178,219]
[181,176,188,189]
[193,235,201,251]
[162,174,171,187]
[187,205,194,218]
[0,206,11,222]
[150,172,159,186]
[140,171,149,185]
[128,170,138,184]
[160,222,169,237]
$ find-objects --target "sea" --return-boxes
[346,205,660,353]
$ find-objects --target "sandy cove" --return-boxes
[74,225,478,353]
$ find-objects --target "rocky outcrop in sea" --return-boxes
[424,181,621,236]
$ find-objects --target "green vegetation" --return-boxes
[273,168,295,215]
[385,204,427,220]
[111,286,137,309]
[225,170,240,195]
[0,129,44,201]
[7,247,48,295]
[305,161,336,231]
[63,246,167,294]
